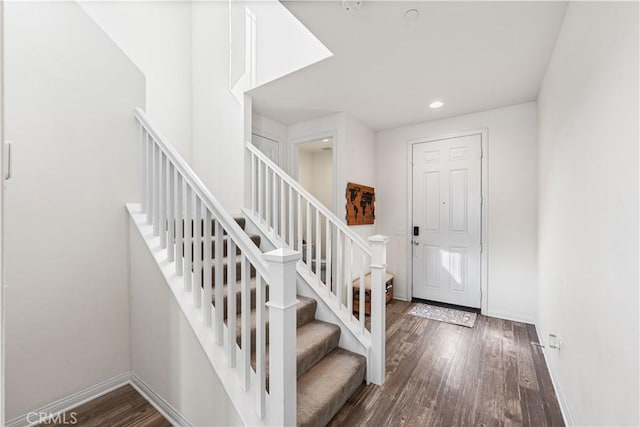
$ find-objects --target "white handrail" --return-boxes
[136,108,269,279]
[135,108,299,425]
[246,142,372,255]
[246,140,388,386]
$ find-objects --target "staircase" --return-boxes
[131,108,388,426]
[196,217,366,426]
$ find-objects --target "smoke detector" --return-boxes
[343,1,362,12]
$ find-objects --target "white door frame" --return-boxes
[0,0,5,422]
[290,131,338,213]
[406,129,488,314]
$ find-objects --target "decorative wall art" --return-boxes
[345,182,375,225]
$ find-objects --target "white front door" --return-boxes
[411,134,482,308]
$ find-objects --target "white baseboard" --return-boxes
[534,324,573,426]
[6,372,130,427]
[483,309,536,325]
[6,371,192,427]
[129,372,192,427]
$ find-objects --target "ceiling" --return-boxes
[299,137,334,153]
[250,1,567,131]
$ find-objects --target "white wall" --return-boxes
[537,2,639,425]
[4,1,144,419]
[345,115,377,243]
[287,113,377,236]
[250,1,332,88]
[229,0,331,96]
[129,219,242,426]
[310,150,334,209]
[376,102,538,322]
[79,1,193,161]
[192,1,246,212]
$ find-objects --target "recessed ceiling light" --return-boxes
[404,9,419,21]
[429,100,444,109]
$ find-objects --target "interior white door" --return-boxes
[411,134,482,308]
[252,133,279,165]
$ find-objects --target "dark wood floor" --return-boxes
[330,300,564,427]
[40,385,169,427]
[40,301,563,427]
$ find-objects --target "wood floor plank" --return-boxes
[40,385,170,427]
[330,300,565,427]
[40,300,564,427]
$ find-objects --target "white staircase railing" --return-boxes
[135,108,299,426]
[245,142,389,385]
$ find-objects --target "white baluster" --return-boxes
[272,171,277,234]
[258,160,263,223]
[152,143,159,232]
[184,188,193,291]
[214,220,224,344]
[266,169,271,230]
[368,234,389,386]
[347,239,353,314]
[139,125,146,213]
[336,230,343,303]
[167,162,175,262]
[251,153,256,215]
[227,239,237,367]
[297,193,302,253]
[256,274,266,419]
[280,177,285,239]
[154,145,161,235]
[241,254,251,391]
[359,252,366,330]
[146,133,153,222]
[288,185,294,247]
[176,173,184,276]
[159,152,167,249]
[315,210,321,284]
[306,202,311,271]
[193,198,202,308]
[203,210,212,325]
[265,248,301,426]
[325,218,332,291]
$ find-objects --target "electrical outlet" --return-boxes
[548,333,562,350]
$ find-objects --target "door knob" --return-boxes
[412,240,419,246]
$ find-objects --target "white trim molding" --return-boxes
[5,371,192,427]
[129,372,192,427]
[534,324,573,426]
[406,128,489,313]
[5,372,130,427]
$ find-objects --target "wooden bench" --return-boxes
[352,272,394,315]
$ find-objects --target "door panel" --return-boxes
[252,133,279,165]
[412,134,482,308]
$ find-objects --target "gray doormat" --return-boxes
[408,303,477,328]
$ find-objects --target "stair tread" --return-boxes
[211,276,257,299]
[234,296,317,341]
[254,320,341,380]
[297,348,366,427]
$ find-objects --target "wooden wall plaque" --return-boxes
[345,182,375,225]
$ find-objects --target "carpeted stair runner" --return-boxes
[179,217,365,427]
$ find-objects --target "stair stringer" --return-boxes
[128,204,268,427]
[241,209,370,363]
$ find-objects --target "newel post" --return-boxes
[264,248,301,426]
[368,234,389,386]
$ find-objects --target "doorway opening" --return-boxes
[295,137,335,280]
